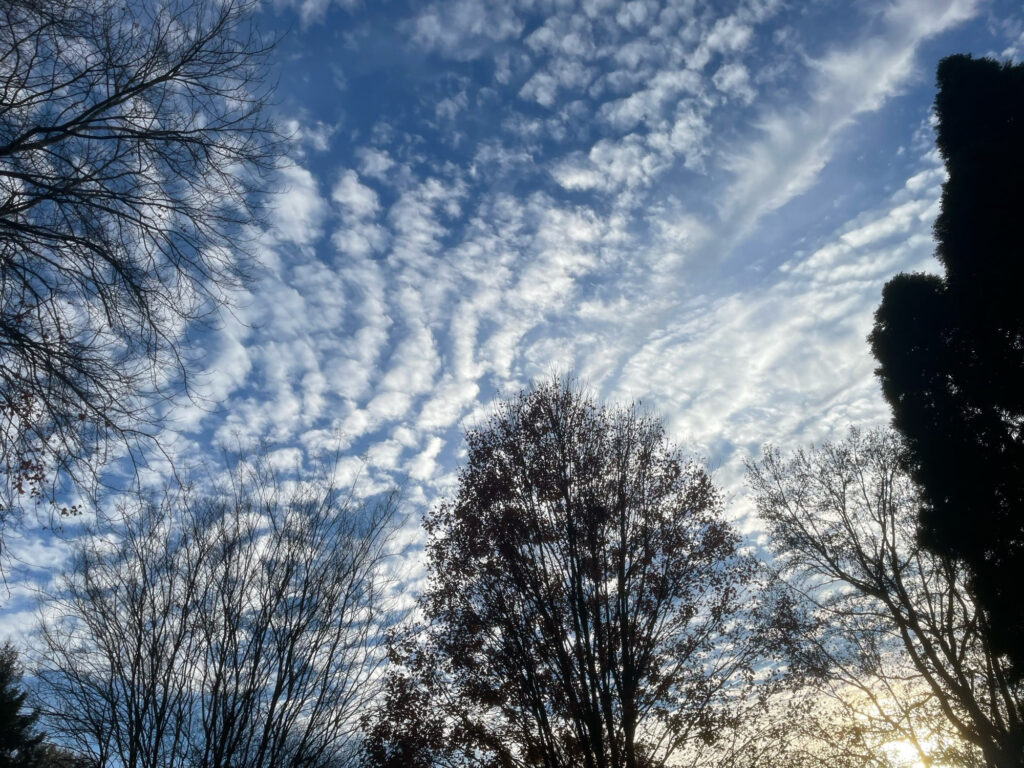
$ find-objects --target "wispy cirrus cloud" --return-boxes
[719,0,978,238]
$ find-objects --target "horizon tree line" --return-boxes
[4,380,1020,768]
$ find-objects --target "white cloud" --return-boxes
[177,312,253,431]
[687,15,754,70]
[518,71,558,107]
[378,323,441,398]
[615,1,657,31]
[552,135,669,191]
[712,61,755,103]
[332,170,380,219]
[366,390,414,423]
[597,69,703,131]
[405,0,524,60]
[283,117,337,152]
[719,0,978,239]
[366,439,404,471]
[407,435,444,480]
[273,0,361,26]
[605,156,944,516]
[269,163,328,246]
[357,148,396,180]
[706,16,754,53]
[647,104,710,167]
[417,376,480,431]
[189,0,980,505]
[525,13,596,59]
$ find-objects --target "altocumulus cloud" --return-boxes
[4,0,1023,633]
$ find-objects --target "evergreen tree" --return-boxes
[0,642,43,767]
[870,55,1024,674]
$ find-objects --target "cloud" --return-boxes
[718,0,977,241]
[405,0,524,60]
[228,0,979,489]
[518,71,560,107]
[269,163,329,246]
[378,323,441,398]
[552,135,668,191]
[332,170,380,219]
[176,310,254,432]
[615,1,657,31]
[407,435,444,480]
[356,148,396,180]
[417,376,480,432]
[525,13,597,59]
[597,69,703,131]
[712,61,755,103]
[273,0,361,27]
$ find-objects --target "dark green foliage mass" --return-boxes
[870,55,1024,674]
[0,642,43,767]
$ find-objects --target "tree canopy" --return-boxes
[0,642,44,767]
[869,54,1024,674]
[365,380,793,768]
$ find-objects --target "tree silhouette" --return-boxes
[749,429,1024,768]
[365,380,793,768]
[0,0,279,537]
[869,55,1024,675]
[0,642,44,767]
[35,459,400,768]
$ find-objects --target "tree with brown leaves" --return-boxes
[365,380,794,768]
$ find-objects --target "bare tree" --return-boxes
[364,380,795,768]
[0,0,279,528]
[748,428,1024,768]
[34,459,401,768]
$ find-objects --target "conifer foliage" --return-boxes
[0,642,43,767]
[870,55,1024,674]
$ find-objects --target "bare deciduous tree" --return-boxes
[748,428,1024,768]
[35,460,400,768]
[0,0,279,527]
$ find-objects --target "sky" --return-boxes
[3,0,1024,634]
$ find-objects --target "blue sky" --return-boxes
[3,0,1024,633]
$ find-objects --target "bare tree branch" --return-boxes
[748,428,1024,768]
[0,0,281,540]
[34,458,401,768]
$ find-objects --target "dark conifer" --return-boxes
[870,55,1024,675]
[0,643,43,767]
